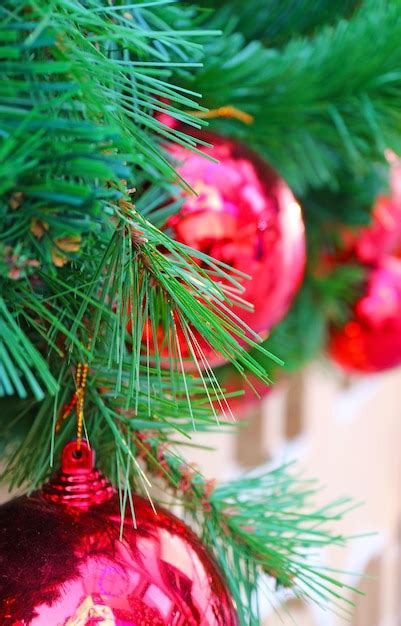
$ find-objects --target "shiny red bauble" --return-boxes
[163,133,306,368]
[329,257,401,373]
[0,441,237,626]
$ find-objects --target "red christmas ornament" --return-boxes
[329,257,401,373]
[163,133,306,368]
[351,152,401,263]
[0,441,237,626]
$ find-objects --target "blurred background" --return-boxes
[185,363,401,626]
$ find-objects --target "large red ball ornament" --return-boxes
[329,257,401,373]
[0,441,237,626]
[164,133,306,367]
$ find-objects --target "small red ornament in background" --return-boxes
[0,440,237,626]
[162,133,306,369]
[349,152,401,263]
[329,257,401,373]
[216,368,271,419]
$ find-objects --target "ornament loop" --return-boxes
[42,440,114,509]
[61,439,94,475]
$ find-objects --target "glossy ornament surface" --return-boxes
[164,133,306,367]
[0,441,237,626]
[329,257,401,373]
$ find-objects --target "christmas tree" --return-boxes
[1,1,401,624]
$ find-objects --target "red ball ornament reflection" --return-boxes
[329,257,401,373]
[0,441,237,626]
[164,133,306,368]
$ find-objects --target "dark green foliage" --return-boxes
[303,165,389,228]
[196,0,359,46]
[181,1,401,191]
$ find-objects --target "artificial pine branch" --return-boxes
[0,0,277,404]
[1,350,237,489]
